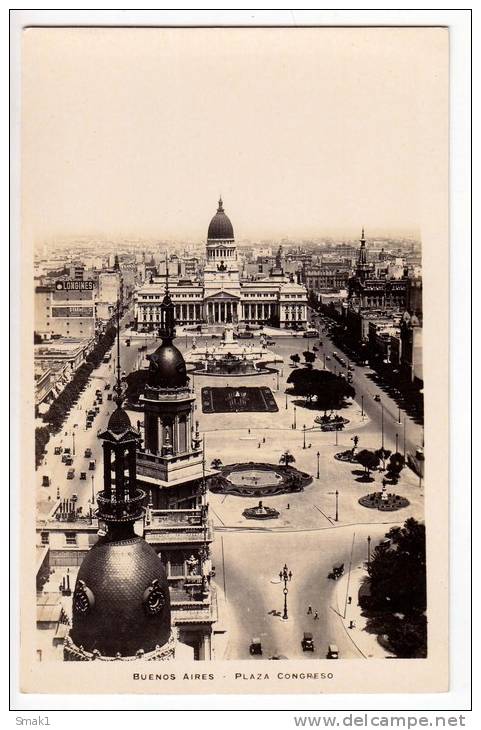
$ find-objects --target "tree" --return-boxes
[290,353,301,367]
[356,449,380,478]
[386,452,405,483]
[279,450,295,467]
[35,426,50,468]
[303,350,316,368]
[287,367,355,410]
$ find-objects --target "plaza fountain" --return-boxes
[184,325,283,376]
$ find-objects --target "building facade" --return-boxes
[135,199,308,329]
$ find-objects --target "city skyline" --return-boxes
[22,27,445,243]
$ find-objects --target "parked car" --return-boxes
[301,632,314,652]
[80,472,87,481]
[326,644,339,659]
[67,469,75,480]
[42,475,50,487]
[84,448,92,458]
[249,638,262,655]
[374,394,381,402]
[64,447,71,455]
[54,446,62,456]
[89,460,96,471]
[64,456,73,466]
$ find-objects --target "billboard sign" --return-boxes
[55,280,95,291]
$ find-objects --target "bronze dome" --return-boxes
[70,534,171,658]
[148,342,188,388]
[207,197,234,240]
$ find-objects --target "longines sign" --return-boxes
[55,280,95,291]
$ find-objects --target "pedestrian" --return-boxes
[314,611,319,620]
[307,605,312,615]
[248,428,251,434]
[286,503,290,510]
[262,437,266,444]
[348,596,352,605]
[258,442,261,448]
[349,620,356,630]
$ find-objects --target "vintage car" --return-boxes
[326,644,339,659]
[89,460,96,471]
[54,446,62,456]
[42,475,50,487]
[301,632,314,652]
[84,448,92,458]
[249,638,262,656]
[79,472,87,481]
[67,469,75,480]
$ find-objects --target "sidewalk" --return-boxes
[334,564,395,659]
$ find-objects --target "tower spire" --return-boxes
[217,195,224,212]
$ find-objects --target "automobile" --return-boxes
[89,460,96,471]
[97,396,103,404]
[80,472,87,481]
[374,395,381,402]
[54,446,62,455]
[301,632,314,652]
[326,644,339,659]
[328,563,344,580]
[84,448,92,458]
[249,638,262,655]
[125,339,131,347]
[325,355,331,361]
[268,654,288,660]
[107,393,113,401]
[67,469,75,480]
[64,447,71,455]
[348,365,354,372]
[95,389,102,396]
[237,332,254,339]
[303,329,318,338]
[86,422,92,429]
[42,475,50,487]
[64,456,73,466]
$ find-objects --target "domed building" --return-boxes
[135,282,217,660]
[134,197,308,330]
[64,346,175,661]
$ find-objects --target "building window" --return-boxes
[65,533,77,546]
[40,531,49,545]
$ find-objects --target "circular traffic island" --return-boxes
[242,501,280,520]
[208,462,312,497]
[358,491,410,511]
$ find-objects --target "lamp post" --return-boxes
[276,370,280,391]
[395,432,399,453]
[303,424,306,449]
[398,406,402,424]
[403,419,406,459]
[367,535,371,571]
[316,451,320,479]
[323,353,326,369]
[285,392,288,410]
[72,428,76,456]
[293,406,297,430]
[361,395,364,419]
[381,401,384,450]
[279,563,292,621]
[335,489,339,522]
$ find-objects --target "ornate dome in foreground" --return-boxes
[148,342,188,389]
[69,534,171,659]
[207,197,234,240]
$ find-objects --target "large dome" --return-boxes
[207,197,234,240]
[70,535,171,658]
[148,342,188,388]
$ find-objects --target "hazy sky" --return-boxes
[22,27,447,243]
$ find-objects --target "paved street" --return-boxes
[37,320,424,661]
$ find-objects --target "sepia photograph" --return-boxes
[16,22,453,696]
